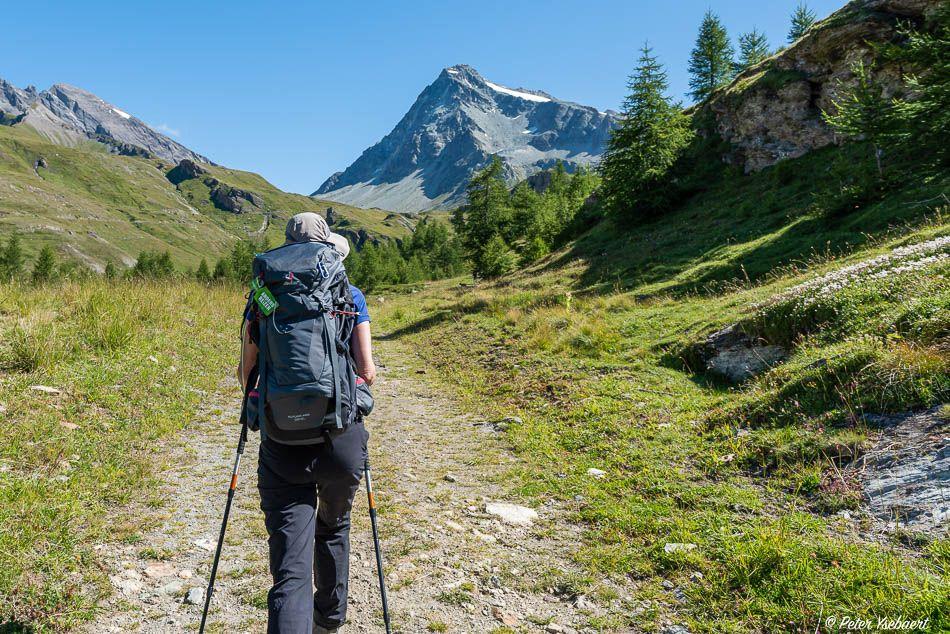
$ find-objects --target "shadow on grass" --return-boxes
[535,145,944,300]
[380,296,496,341]
[378,309,456,341]
[0,623,36,633]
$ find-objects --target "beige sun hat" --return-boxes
[284,212,350,259]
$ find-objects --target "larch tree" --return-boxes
[688,10,735,101]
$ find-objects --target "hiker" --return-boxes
[238,212,375,634]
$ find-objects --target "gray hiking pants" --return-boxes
[257,422,368,633]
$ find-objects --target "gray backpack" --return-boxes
[246,240,361,445]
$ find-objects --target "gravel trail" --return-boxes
[83,340,636,633]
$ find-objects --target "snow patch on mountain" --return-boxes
[313,64,616,213]
[484,80,551,103]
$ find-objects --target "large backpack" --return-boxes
[245,240,360,445]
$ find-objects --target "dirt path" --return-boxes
[84,340,636,633]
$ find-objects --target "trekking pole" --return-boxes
[364,456,392,634]
[199,366,257,634]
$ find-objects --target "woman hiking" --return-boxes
[239,212,376,634]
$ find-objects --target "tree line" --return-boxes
[451,158,600,278]
[0,218,467,292]
[598,1,948,225]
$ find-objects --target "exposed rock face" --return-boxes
[205,179,264,214]
[703,0,939,172]
[313,64,616,212]
[0,79,36,115]
[852,407,948,535]
[695,324,787,382]
[0,77,209,164]
[335,227,373,250]
[166,159,208,185]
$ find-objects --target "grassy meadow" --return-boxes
[371,146,950,632]
[0,123,412,272]
[0,280,243,630]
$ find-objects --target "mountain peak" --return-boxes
[438,64,554,104]
[0,75,208,164]
[313,67,616,212]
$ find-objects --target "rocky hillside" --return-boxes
[0,78,207,164]
[313,64,616,212]
[0,125,412,273]
[703,0,938,172]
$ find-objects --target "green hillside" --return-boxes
[373,139,949,630]
[364,4,950,628]
[0,123,411,271]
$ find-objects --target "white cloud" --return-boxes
[152,122,181,137]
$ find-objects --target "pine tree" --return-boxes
[788,2,817,43]
[509,180,540,240]
[212,258,230,279]
[889,3,950,166]
[823,60,899,177]
[601,43,693,218]
[0,234,25,279]
[452,156,513,278]
[688,11,735,101]
[736,29,771,72]
[195,258,211,280]
[477,234,516,279]
[31,245,57,284]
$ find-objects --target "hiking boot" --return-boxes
[313,621,340,634]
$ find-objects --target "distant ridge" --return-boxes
[313,64,616,212]
[0,77,208,164]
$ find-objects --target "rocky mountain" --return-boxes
[313,64,617,213]
[0,78,208,163]
[703,0,937,172]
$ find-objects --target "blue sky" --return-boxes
[4,0,842,194]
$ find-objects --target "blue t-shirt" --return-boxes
[350,285,370,325]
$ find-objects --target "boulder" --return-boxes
[696,324,786,383]
[166,158,207,184]
[852,407,948,535]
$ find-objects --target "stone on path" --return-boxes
[110,574,143,595]
[586,468,606,479]
[192,537,215,551]
[183,587,206,605]
[485,502,538,526]
[160,580,184,595]
[492,606,521,627]
[143,562,176,578]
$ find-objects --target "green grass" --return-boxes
[0,124,413,272]
[0,279,244,631]
[372,143,950,631]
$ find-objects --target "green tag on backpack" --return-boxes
[251,278,278,316]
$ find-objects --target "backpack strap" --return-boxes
[322,311,343,429]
